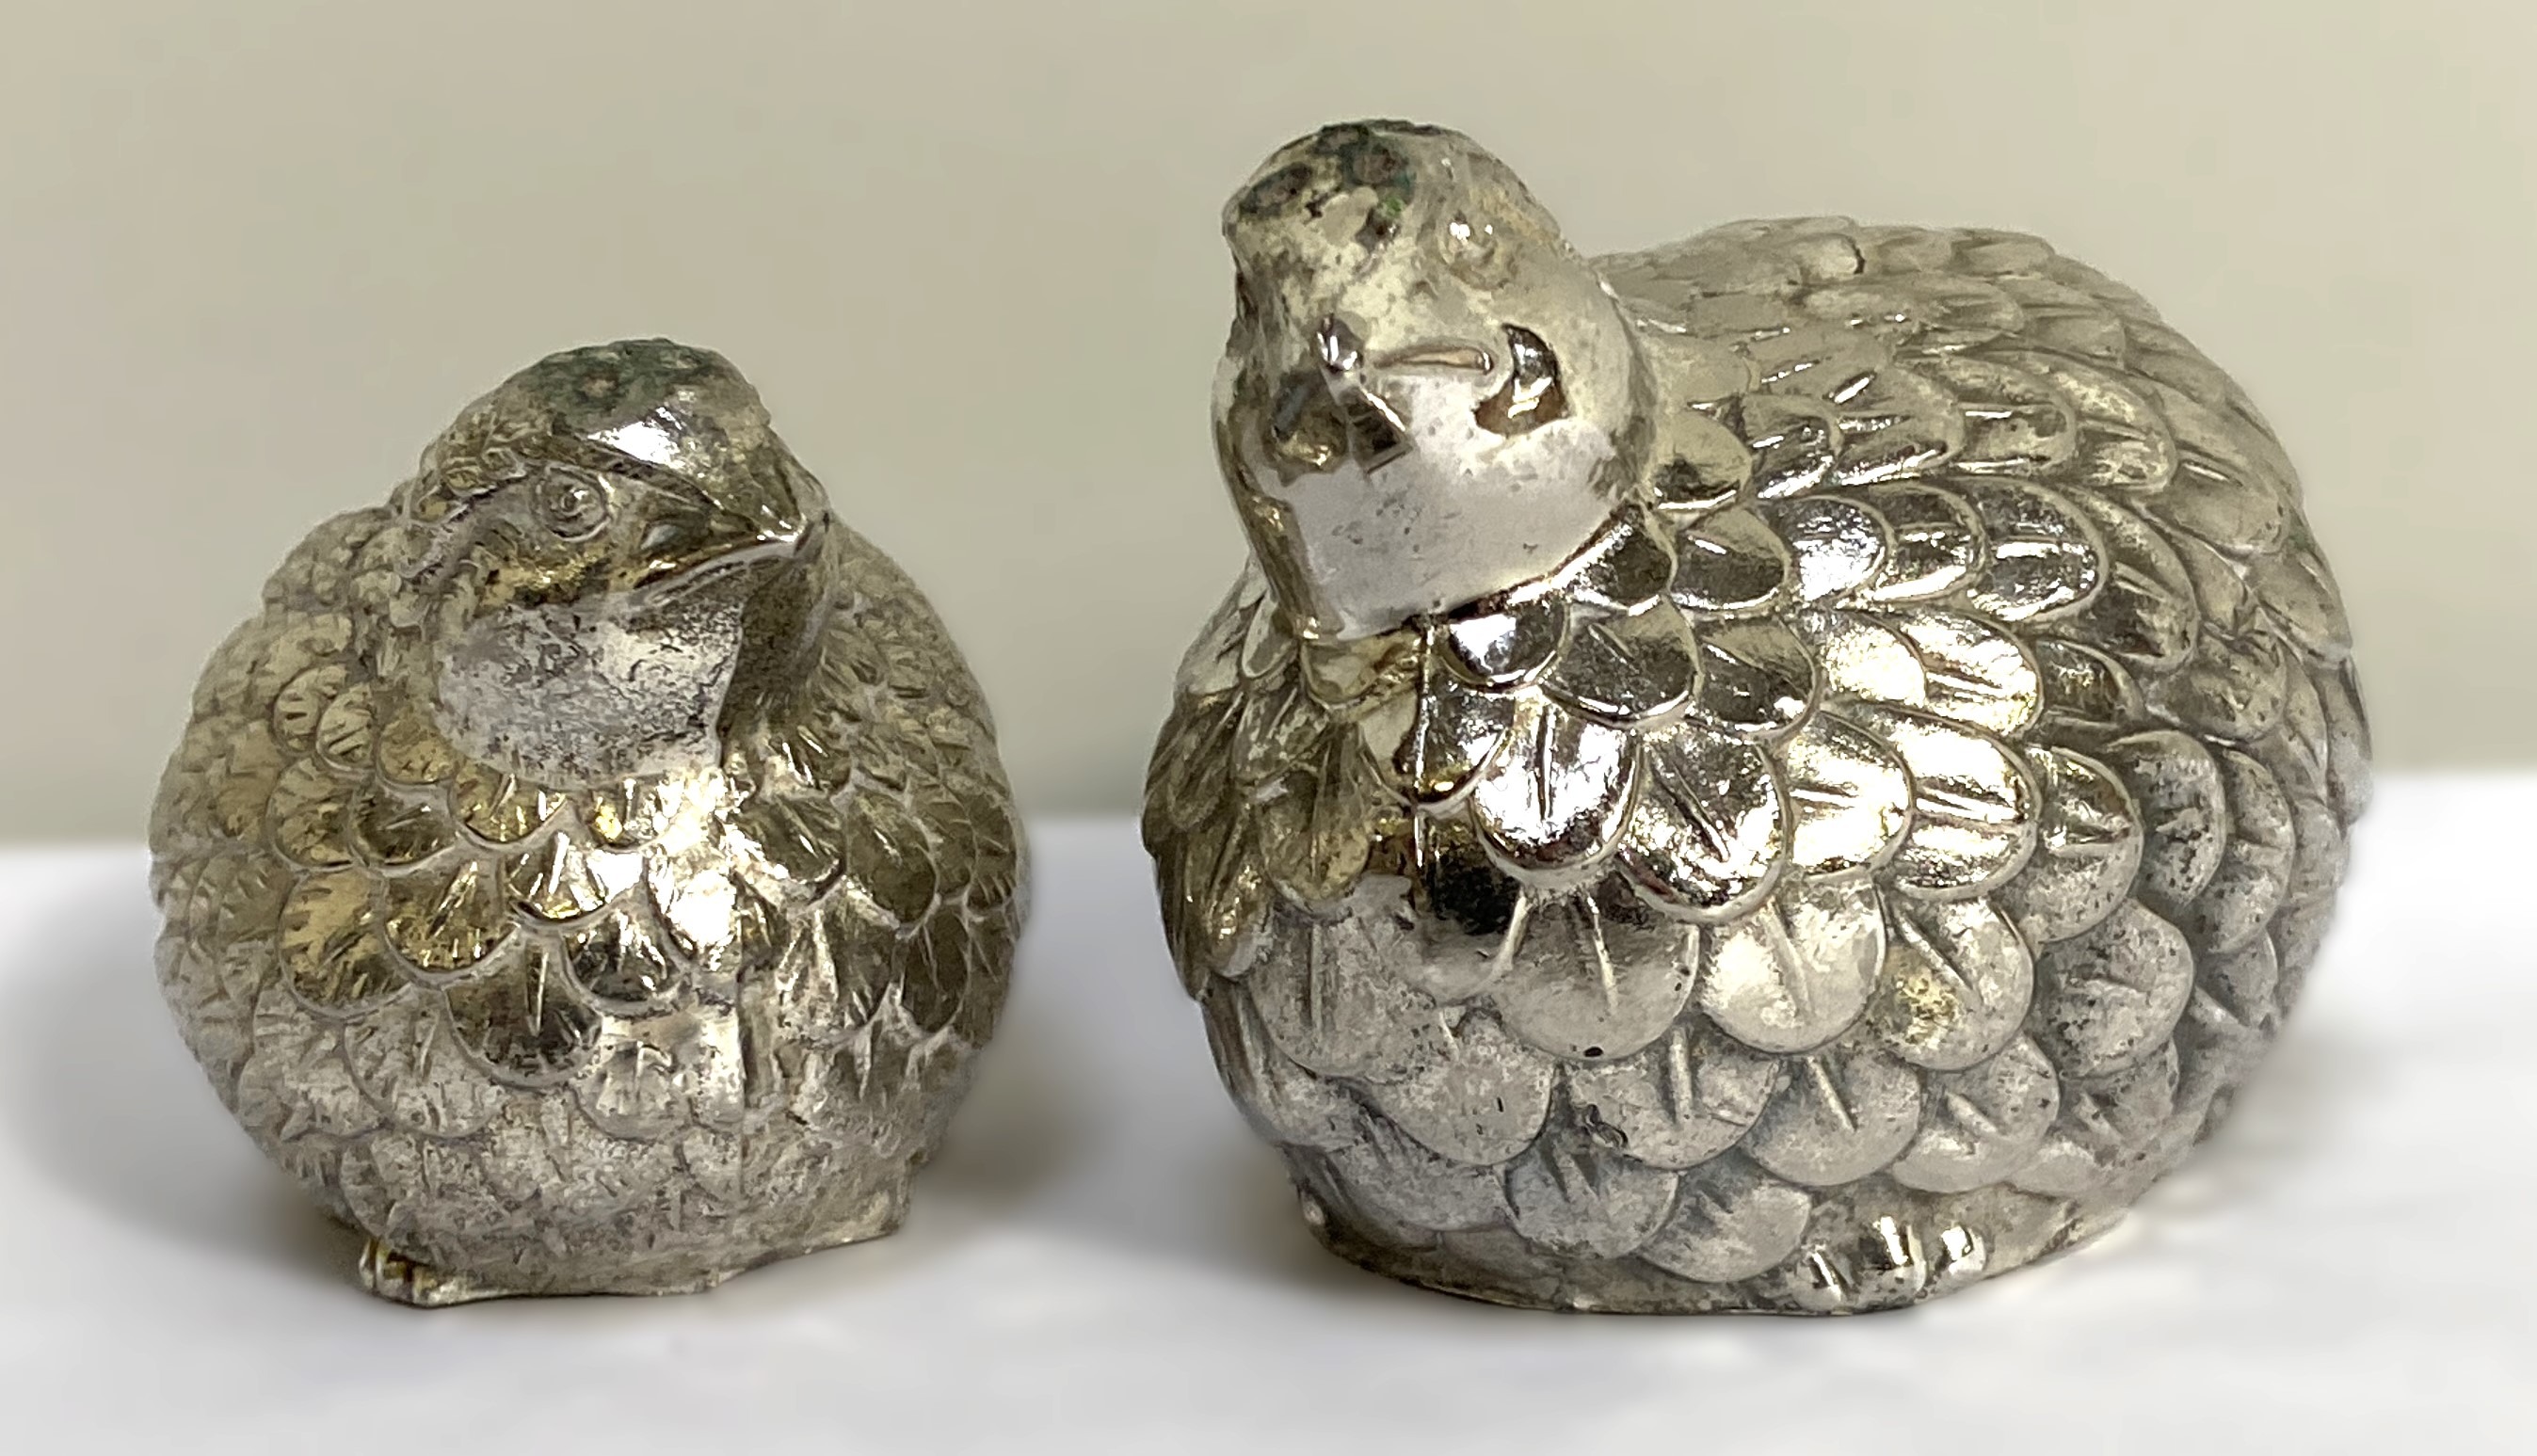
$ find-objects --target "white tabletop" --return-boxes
[2,781,2529,1453]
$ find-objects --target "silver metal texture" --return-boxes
[151,340,1023,1304]
[1148,121,2368,1313]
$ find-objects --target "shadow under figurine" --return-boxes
[151,340,1022,1304]
[1145,121,2368,1313]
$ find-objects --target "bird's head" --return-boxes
[1215,121,1648,639]
[392,339,823,786]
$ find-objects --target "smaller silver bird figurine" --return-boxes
[1147,122,2366,1312]
[152,340,1022,1304]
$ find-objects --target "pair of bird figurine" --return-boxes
[153,121,2365,1313]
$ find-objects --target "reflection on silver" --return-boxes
[1148,122,2368,1313]
[152,340,1023,1304]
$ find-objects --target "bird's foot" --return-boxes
[357,1238,516,1307]
[789,1182,910,1258]
[1776,1214,1989,1314]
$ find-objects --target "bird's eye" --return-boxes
[1442,214,1509,286]
[536,472,611,540]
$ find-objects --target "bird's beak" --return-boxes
[698,454,813,558]
[620,472,811,596]
[1310,314,1410,471]
[1289,313,1501,473]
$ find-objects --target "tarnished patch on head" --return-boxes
[1235,122,1437,251]
[400,340,779,526]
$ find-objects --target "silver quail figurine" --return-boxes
[152,340,1023,1304]
[1146,122,2367,1312]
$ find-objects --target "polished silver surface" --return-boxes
[1148,122,2368,1313]
[151,340,1023,1304]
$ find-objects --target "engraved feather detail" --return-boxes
[1154,154,2365,1315]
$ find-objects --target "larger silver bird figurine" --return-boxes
[152,340,1022,1304]
[1146,121,2366,1312]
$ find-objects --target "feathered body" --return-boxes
[153,342,1021,1304]
[1147,124,2365,1312]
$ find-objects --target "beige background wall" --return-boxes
[0,1,2525,838]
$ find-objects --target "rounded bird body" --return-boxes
[153,341,1022,1304]
[1148,124,2366,1312]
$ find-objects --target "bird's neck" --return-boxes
[426,593,750,788]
